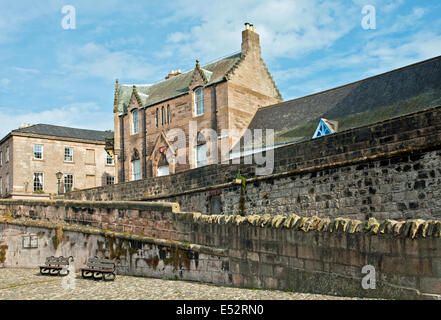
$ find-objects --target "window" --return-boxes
[0,151,2,165]
[33,145,43,160]
[106,153,114,165]
[0,177,2,194]
[106,176,115,185]
[6,146,9,162]
[161,106,165,126]
[33,173,44,191]
[132,159,141,181]
[196,144,207,167]
[64,174,73,193]
[167,105,170,124]
[5,174,9,193]
[195,87,204,116]
[156,108,159,127]
[64,147,73,162]
[86,149,95,165]
[132,109,139,134]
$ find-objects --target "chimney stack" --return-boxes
[165,69,182,80]
[241,22,260,56]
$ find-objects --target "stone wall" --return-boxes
[65,106,441,220]
[1,199,441,299]
[0,220,228,284]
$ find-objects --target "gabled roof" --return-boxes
[8,124,113,142]
[246,54,441,146]
[114,53,242,113]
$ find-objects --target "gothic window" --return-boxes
[132,109,139,134]
[195,87,204,116]
[156,108,159,127]
[196,144,207,167]
[161,106,165,126]
[167,105,170,124]
[131,149,141,180]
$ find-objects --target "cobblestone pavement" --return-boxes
[0,268,367,300]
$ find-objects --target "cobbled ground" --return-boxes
[0,268,368,300]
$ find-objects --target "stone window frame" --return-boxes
[33,172,44,192]
[167,105,171,124]
[156,108,159,128]
[131,108,139,134]
[106,153,114,165]
[106,175,115,185]
[63,174,74,193]
[5,174,9,193]
[0,151,2,166]
[64,147,74,162]
[6,146,9,162]
[0,177,2,194]
[194,86,204,116]
[33,144,43,160]
[131,148,141,181]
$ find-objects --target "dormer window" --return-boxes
[132,109,139,134]
[195,87,204,116]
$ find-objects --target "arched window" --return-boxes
[161,106,165,126]
[156,108,159,127]
[132,109,139,134]
[195,132,207,167]
[195,87,204,116]
[167,105,170,124]
[131,149,141,180]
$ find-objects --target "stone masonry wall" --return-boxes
[65,106,441,220]
[1,199,441,299]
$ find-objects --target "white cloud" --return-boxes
[160,0,360,63]
[0,102,113,138]
[56,42,159,82]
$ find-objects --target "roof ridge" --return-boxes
[258,54,441,111]
[14,123,112,133]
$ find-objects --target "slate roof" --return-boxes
[114,53,242,113]
[10,124,113,142]
[246,54,441,147]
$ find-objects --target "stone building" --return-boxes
[0,124,116,199]
[112,23,282,182]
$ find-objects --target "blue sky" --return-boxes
[0,0,440,137]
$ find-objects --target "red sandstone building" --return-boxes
[111,23,282,182]
[110,22,441,184]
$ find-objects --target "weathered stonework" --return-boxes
[66,106,441,220]
[1,200,441,299]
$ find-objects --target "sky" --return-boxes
[0,0,440,138]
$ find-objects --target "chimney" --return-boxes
[165,69,182,80]
[241,22,261,56]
